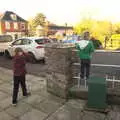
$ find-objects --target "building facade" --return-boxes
[0,11,28,39]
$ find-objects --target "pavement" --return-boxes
[0,67,120,120]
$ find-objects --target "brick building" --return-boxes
[0,11,28,39]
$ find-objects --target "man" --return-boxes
[75,31,95,81]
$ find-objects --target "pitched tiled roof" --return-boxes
[0,11,27,22]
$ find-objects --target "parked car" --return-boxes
[0,35,13,54]
[63,35,81,43]
[4,37,51,63]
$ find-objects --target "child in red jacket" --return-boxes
[12,48,30,105]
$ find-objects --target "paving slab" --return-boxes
[0,97,12,110]
[47,100,107,120]
[22,94,45,106]
[66,99,87,110]
[0,80,3,84]
[38,88,66,104]
[0,83,12,95]
[33,99,62,115]
[5,102,32,118]
[28,82,45,93]
[0,91,9,100]
[0,111,15,120]
[19,109,47,120]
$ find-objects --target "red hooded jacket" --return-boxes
[13,54,27,76]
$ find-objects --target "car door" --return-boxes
[21,39,32,52]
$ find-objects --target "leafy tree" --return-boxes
[28,13,46,36]
[33,13,46,28]
[75,18,116,43]
[28,18,36,36]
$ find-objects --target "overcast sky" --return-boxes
[0,0,120,25]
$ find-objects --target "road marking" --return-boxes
[73,63,120,68]
[72,49,120,53]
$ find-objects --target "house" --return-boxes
[0,11,28,39]
[48,24,73,36]
[36,23,73,39]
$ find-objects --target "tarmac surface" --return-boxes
[0,55,46,77]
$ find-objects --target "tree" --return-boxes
[28,18,36,36]
[75,18,116,43]
[28,13,46,36]
[33,13,46,28]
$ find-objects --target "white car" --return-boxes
[4,37,50,63]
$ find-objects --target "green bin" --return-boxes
[87,76,107,109]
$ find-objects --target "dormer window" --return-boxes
[10,14,17,21]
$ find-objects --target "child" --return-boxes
[12,47,30,105]
[75,31,95,81]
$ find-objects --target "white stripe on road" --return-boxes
[73,63,120,68]
[72,49,120,53]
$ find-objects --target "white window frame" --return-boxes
[10,14,17,21]
[14,22,18,30]
[5,21,10,30]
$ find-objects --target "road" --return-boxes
[1,51,120,77]
[0,54,47,77]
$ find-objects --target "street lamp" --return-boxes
[65,23,67,36]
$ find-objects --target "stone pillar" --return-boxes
[45,43,74,99]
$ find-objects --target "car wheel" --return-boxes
[4,50,11,59]
[42,58,45,64]
[28,52,36,63]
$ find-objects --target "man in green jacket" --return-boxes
[75,31,95,80]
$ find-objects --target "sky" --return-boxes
[0,0,120,25]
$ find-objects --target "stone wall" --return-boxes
[45,43,74,98]
[45,44,120,99]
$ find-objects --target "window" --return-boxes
[10,14,17,21]
[35,39,44,44]
[5,22,10,29]
[21,23,25,30]
[14,22,18,30]
[12,39,22,45]
[35,39,50,44]
[22,39,32,45]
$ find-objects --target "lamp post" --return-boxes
[65,23,67,36]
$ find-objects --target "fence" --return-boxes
[72,50,120,90]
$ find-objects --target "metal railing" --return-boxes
[73,63,120,89]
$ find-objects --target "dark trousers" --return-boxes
[80,59,91,79]
[12,75,27,103]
